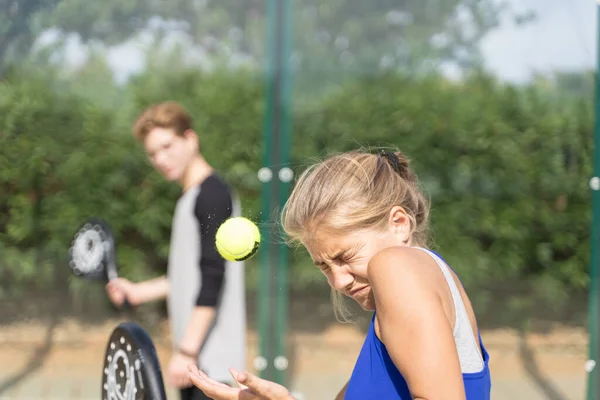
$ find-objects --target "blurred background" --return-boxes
[0,0,597,399]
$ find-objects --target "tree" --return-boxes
[1,0,532,79]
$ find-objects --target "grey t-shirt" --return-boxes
[167,174,247,382]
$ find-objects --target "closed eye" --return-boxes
[343,243,365,263]
[334,250,358,265]
[316,261,329,271]
[313,260,330,272]
[314,248,358,269]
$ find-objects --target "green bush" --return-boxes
[291,73,592,326]
[0,66,593,326]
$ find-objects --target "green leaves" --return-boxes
[290,71,593,323]
[0,0,530,84]
[0,63,593,324]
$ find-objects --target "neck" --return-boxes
[181,156,213,192]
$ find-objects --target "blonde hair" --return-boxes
[132,101,193,141]
[281,149,430,321]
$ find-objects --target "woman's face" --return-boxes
[303,207,412,310]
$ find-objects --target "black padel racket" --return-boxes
[102,322,167,400]
[68,217,130,307]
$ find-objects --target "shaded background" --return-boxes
[0,0,597,399]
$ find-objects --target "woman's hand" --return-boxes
[188,365,294,400]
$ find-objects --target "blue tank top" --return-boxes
[344,252,492,399]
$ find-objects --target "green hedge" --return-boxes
[291,73,593,326]
[0,66,593,325]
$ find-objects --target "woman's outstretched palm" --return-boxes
[188,365,294,400]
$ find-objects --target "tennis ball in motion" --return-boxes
[216,217,261,261]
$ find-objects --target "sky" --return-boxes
[54,0,597,84]
[479,0,595,82]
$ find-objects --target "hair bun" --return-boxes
[378,150,415,182]
[393,151,415,182]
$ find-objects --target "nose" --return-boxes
[329,267,354,292]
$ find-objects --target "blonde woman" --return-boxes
[188,149,492,400]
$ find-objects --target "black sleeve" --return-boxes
[194,175,233,307]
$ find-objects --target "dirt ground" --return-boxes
[0,316,591,400]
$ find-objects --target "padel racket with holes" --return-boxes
[102,321,167,400]
[68,217,130,307]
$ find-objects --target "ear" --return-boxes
[183,129,199,151]
[388,206,412,243]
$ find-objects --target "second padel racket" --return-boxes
[101,321,167,400]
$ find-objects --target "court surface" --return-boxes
[0,319,588,400]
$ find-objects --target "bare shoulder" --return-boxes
[367,246,440,289]
[368,247,470,399]
[367,247,456,345]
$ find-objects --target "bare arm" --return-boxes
[132,275,170,304]
[368,247,466,400]
[177,306,217,356]
[334,381,348,400]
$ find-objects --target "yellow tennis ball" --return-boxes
[216,217,261,261]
